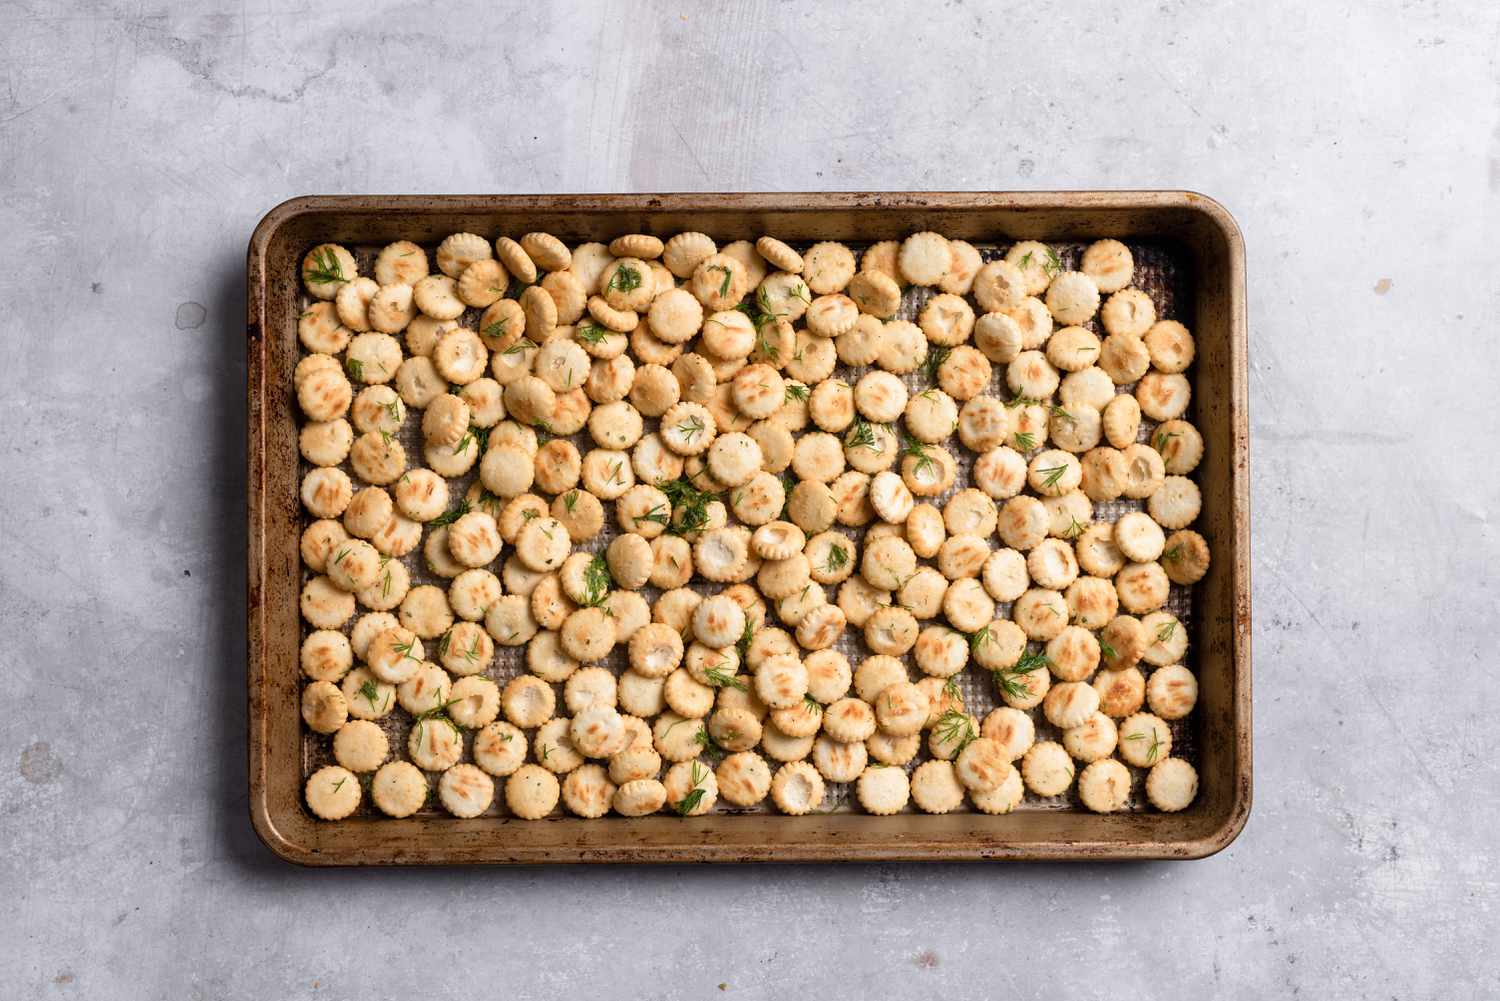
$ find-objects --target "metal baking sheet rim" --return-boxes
[247,191,1251,865]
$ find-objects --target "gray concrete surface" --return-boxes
[2,0,1497,997]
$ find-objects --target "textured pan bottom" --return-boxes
[298,238,1197,819]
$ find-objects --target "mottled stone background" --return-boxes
[2,1,1496,998]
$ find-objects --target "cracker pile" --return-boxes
[295,229,1207,822]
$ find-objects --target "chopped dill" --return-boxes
[580,552,613,607]
[658,477,718,536]
[734,616,755,664]
[674,761,711,815]
[428,499,472,528]
[304,246,347,285]
[357,679,383,709]
[704,663,746,691]
[932,709,977,754]
[709,264,732,297]
[844,417,882,453]
[922,344,952,383]
[575,320,609,344]
[900,433,936,478]
[821,543,849,575]
[995,651,1050,700]
[607,264,643,294]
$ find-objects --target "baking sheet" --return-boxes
[298,238,1197,818]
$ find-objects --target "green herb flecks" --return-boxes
[707,264,732,298]
[1064,515,1089,539]
[1156,620,1177,642]
[304,247,347,286]
[580,552,613,607]
[1039,464,1069,489]
[932,709,977,754]
[694,727,726,758]
[413,695,463,743]
[673,414,706,442]
[752,320,782,361]
[734,616,755,664]
[607,264,643,294]
[357,679,383,710]
[1012,430,1037,452]
[844,417,883,453]
[1161,545,1183,563]
[659,477,718,537]
[428,499,472,529]
[922,344,952,384]
[451,424,484,455]
[995,651,1050,701]
[704,663,746,692]
[784,382,810,402]
[475,487,505,517]
[822,543,849,575]
[1146,728,1163,764]
[575,320,609,345]
[674,761,711,816]
[343,357,363,381]
[1098,638,1118,661]
[1125,727,1164,765]
[1043,246,1063,276]
[901,433,936,478]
